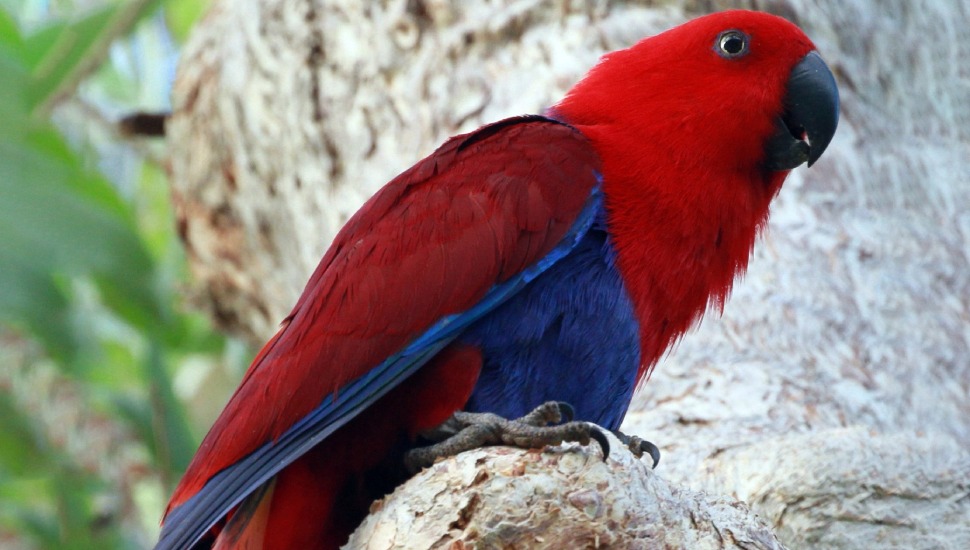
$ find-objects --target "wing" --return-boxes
[157,115,603,549]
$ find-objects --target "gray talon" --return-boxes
[612,430,661,469]
[404,401,607,472]
[556,402,575,423]
[589,427,610,460]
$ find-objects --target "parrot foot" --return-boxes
[405,401,610,473]
[612,430,660,469]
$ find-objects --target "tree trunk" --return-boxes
[167,0,970,547]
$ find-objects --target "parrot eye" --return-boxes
[716,30,749,58]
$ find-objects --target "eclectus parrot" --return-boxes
[158,10,838,549]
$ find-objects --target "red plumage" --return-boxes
[553,11,815,379]
[161,10,837,549]
[165,118,602,545]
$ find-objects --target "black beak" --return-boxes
[764,51,840,170]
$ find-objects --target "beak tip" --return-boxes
[791,51,840,166]
[766,50,840,171]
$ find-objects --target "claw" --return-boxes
[611,430,661,469]
[556,402,575,423]
[641,440,660,469]
[589,426,610,461]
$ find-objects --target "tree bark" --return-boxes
[167,0,970,547]
[347,434,786,549]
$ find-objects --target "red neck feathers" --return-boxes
[552,11,815,380]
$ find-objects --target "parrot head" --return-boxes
[554,9,839,177]
[551,10,840,373]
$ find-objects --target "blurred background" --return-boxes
[0,1,244,547]
[2,0,968,548]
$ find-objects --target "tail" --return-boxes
[211,447,353,550]
[161,343,483,548]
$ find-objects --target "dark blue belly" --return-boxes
[459,223,640,431]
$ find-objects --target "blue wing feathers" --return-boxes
[156,186,603,550]
[462,204,641,431]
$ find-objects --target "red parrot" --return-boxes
[158,10,838,549]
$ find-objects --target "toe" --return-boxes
[555,402,576,423]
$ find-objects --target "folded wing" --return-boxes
[158,115,602,549]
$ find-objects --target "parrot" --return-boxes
[157,9,838,550]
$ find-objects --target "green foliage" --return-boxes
[0,1,224,547]
[163,0,209,43]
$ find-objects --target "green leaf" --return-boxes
[0,143,159,354]
[22,0,164,115]
[0,142,151,271]
[0,257,76,362]
[0,8,24,52]
[115,345,195,486]
[0,3,230,547]
[0,393,52,477]
[0,40,30,139]
[164,0,210,43]
[146,345,196,480]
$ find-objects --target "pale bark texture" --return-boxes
[167,0,970,548]
[347,434,785,549]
